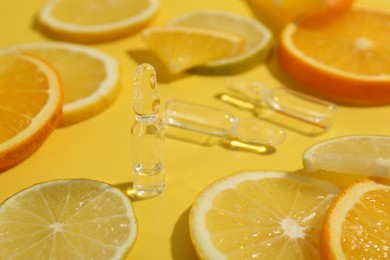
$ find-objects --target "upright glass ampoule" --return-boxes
[131,63,165,199]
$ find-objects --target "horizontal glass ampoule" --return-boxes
[226,78,337,131]
[163,99,287,145]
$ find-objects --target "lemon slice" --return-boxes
[168,10,273,73]
[190,171,339,259]
[37,0,159,43]
[0,179,137,259]
[321,177,390,259]
[2,42,120,127]
[0,53,62,171]
[303,135,390,177]
[142,26,244,74]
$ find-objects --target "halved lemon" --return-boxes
[0,179,138,259]
[37,0,160,43]
[190,171,339,259]
[303,135,390,178]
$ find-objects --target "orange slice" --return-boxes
[0,179,138,259]
[279,7,390,105]
[37,0,159,43]
[0,53,62,171]
[142,26,244,74]
[190,171,339,259]
[320,177,390,259]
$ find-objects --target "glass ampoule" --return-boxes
[131,63,165,199]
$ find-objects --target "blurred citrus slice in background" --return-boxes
[142,26,244,74]
[190,171,339,259]
[320,177,390,259]
[38,0,159,43]
[279,7,390,105]
[0,53,62,171]
[0,179,138,259]
[3,42,120,127]
[168,10,273,73]
[245,0,354,32]
[303,135,390,178]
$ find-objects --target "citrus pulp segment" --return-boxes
[190,171,339,259]
[303,135,390,178]
[37,0,159,43]
[279,7,390,105]
[168,10,273,73]
[320,177,390,259]
[2,42,120,127]
[0,53,62,171]
[0,179,138,259]
[142,26,244,74]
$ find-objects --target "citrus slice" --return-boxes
[0,53,62,171]
[279,7,390,105]
[168,10,273,73]
[0,179,138,259]
[190,171,339,259]
[2,42,120,127]
[37,0,159,43]
[303,135,390,178]
[142,26,244,74]
[320,177,390,259]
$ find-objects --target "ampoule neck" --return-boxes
[135,114,158,123]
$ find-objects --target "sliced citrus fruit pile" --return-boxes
[189,171,339,259]
[303,135,390,178]
[279,7,390,105]
[142,26,244,74]
[37,0,159,43]
[168,10,273,73]
[320,177,390,259]
[2,42,120,127]
[0,179,138,259]
[0,53,62,171]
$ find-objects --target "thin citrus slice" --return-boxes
[37,0,159,43]
[2,42,120,127]
[168,10,273,73]
[190,171,339,259]
[0,179,138,259]
[303,135,390,178]
[142,26,244,74]
[279,7,390,105]
[0,53,62,171]
[320,177,390,259]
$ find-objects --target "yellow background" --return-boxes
[1,0,389,259]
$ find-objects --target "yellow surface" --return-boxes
[0,0,389,259]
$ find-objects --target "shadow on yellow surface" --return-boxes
[171,207,198,260]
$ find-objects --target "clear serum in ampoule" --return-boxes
[131,63,165,199]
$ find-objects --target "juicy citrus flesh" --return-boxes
[0,53,62,170]
[2,42,120,127]
[0,179,137,259]
[38,0,159,43]
[142,26,244,74]
[303,135,390,178]
[320,178,390,259]
[190,171,339,259]
[279,8,390,105]
[168,10,273,73]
